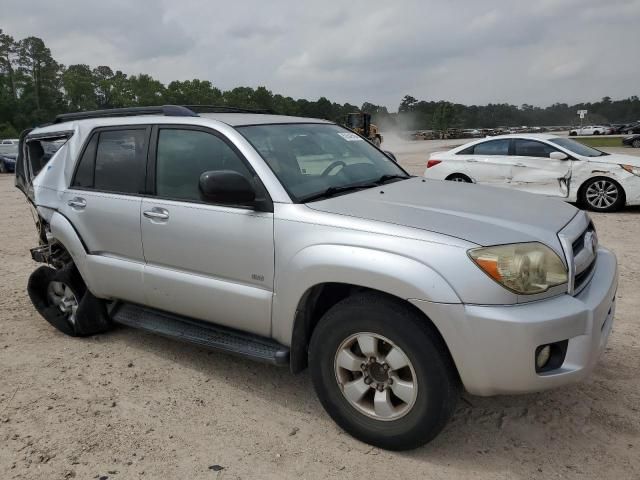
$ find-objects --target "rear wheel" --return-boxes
[309,293,460,450]
[632,139,640,148]
[569,131,577,136]
[446,174,472,183]
[580,177,625,212]
[28,263,112,336]
[0,161,6,173]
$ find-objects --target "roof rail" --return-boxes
[53,105,198,124]
[184,105,275,115]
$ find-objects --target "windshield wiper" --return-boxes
[300,183,378,202]
[375,174,410,184]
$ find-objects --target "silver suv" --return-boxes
[16,106,618,450]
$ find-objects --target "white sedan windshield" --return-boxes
[549,138,608,157]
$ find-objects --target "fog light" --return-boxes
[536,345,551,370]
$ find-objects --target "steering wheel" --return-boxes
[321,160,346,177]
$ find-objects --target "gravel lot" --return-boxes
[1,141,639,479]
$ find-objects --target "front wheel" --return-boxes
[632,139,640,148]
[0,161,6,173]
[446,174,472,183]
[309,293,460,450]
[581,177,625,212]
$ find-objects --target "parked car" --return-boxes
[622,122,640,135]
[425,133,640,212]
[623,134,640,148]
[0,138,19,156]
[16,106,617,450]
[0,153,16,173]
[569,125,609,136]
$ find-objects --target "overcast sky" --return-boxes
[3,0,639,111]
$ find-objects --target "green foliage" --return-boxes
[0,29,638,136]
[0,121,18,138]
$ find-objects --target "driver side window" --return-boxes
[155,128,253,202]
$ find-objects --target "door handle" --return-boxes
[143,208,170,220]
[67,197,86,209]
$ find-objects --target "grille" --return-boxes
[571,222,597,293]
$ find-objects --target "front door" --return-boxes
[140,126,274,337]
[508,139,571,198]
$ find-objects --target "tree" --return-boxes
[16,36,63,114]
[93,66,114,108]
[432,101,456,134]
[128,74,165,106]
[63,64,96,111]
[399,95,418,112]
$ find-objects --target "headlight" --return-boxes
[468,242,568,294]
[621,164,640,176]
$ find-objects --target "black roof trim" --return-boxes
[53,105,199,124]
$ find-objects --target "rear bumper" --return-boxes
[411,247,617,396]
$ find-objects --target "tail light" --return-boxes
[427,160,442,168]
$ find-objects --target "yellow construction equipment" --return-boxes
[344,113,383,147]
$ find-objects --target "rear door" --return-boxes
[61,126,150,303]
[459,138,512,187]
[509,139,571,198]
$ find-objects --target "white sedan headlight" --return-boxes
[621,164,640,177]
[468,242,568,294]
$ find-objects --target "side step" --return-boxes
[111,303,290,366]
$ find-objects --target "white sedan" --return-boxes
[424,134,640,212]
[569,125,610,136]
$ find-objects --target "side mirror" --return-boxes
[383,150,397,162]
[199,170,256,205]
[550,151,568,160]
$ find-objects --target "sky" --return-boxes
[2,0,639,111]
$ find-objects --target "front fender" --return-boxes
[271,244,461,345]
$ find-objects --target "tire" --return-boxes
[373,136,381,147]
[27,263,112,336]
[0,161,6,173]
[593,131,600,135]
[446,174,472,183]
[632,139,640,148]
[309,293,460,450]
[569,131,577,136]
[580,177,625,212]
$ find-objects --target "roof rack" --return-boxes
[185,105,275,115]
[53,105,198,124]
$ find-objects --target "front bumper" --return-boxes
[411,247,617,396]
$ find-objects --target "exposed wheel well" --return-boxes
[289,283,457,377]
[445,173,472,182]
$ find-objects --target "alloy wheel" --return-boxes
[586,179,619,209]
[334,332,418,421]
[47,281,79,325]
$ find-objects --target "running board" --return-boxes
[111,303,289,366]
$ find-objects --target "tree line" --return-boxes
[392,95,640,132]
[1,28,638,138]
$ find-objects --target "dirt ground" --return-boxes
[1,141,640,480]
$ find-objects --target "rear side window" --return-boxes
[155,128,253,202]
[72,128,147,194]
[514,139,556,158]
[472,139,510,156]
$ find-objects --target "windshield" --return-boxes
[549,138,608,157]
[237,123,408,202]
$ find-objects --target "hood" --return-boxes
[307,178,578,252]
[588,152,640,167]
